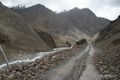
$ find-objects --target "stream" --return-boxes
[0,44,102,80]
[0,46,72,69]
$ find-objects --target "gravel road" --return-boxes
[0,44,101,80]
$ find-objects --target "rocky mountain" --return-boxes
[12,4,71,34]
[0,3,56,54]
[0,2,110,54]
[11,4,76,47]
[60,8,110,36]
[11,4,110,46]
[14,5,110,36]
[94,16,120,79]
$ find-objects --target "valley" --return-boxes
[0,1,120,80]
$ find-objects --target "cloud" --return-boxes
[109,0,120,6]
[87,0,120,20]
[89,0,120,8]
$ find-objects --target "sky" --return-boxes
[1,0,120,20]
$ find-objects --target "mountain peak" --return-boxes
[70,7,93,13]
[21,3,53,13]
[72,7,79,10]
[62,7,96,18]
[27,4,46,10]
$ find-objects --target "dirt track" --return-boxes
[46,45,101,80]
[0,44,101,80]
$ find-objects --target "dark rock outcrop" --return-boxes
[76,39,87,45]
[34,29,56,48]
[0,31,10,44]
[73,39,87,48]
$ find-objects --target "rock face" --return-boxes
[0,31,10,44]
[34,29,56,48]
[95,16,120,80]
[73,39,87,48]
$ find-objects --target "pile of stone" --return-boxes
[94,44,120,80]
[0,44,86,80]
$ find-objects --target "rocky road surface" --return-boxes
[46,45,101,80]
[46,45,90,80]
[0,44,101,80]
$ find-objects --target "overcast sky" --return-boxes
[1,0,120,20]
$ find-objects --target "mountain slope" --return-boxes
[60,8,110,36]
[11,4,78,47]
[13,4,71,34]
[0,3,111,53]
[94,16,120,80]
[11,4,110,47]
[17,5,110,36]
[0,3,56,53]
[96,16,120,42]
